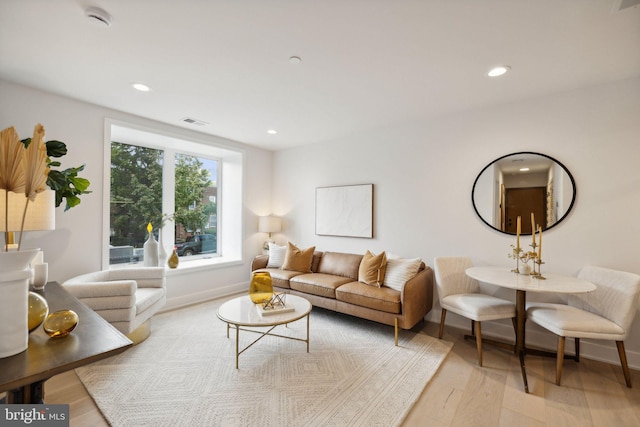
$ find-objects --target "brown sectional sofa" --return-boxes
[251,250,434,345]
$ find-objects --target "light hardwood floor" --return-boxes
[43,321,640,427]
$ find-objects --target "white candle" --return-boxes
[531,213,536,246]
[538,225,542,259]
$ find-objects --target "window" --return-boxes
[104,121,244,269]
[109,143,165,264]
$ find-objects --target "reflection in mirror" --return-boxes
[472,152,576,235]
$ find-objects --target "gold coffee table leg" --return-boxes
[235,324,240,369]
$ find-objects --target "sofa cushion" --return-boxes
[266,242,287,268]
[383,257,422,292]
[311,251,323,272]
[290,273,353,299]
[336,281,401,314]
[317,252,363,280]
[282,242,316,273]
[358,250,387,287]
[136,287,165,314]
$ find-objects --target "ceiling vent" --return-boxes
[85,7,112,27]
[181,117,209,126]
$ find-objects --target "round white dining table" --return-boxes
[465,266,596,393]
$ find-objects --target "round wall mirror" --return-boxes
[472,152,576,235]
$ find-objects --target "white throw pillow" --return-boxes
[266,243,287,268]
[383,257,422,292]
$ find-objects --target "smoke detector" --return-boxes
[85,7,112,27]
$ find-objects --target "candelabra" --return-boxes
[509,245,523,274]
[509,215,545,279]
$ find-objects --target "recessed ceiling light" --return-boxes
[519,167,530,172]
[289,56,302,64]
[488,66,511,77]
[267,129,277,135]
[132,83,151,92]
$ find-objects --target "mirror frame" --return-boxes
[471,151,576,235]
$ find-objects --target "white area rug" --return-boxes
[76,296,451,427]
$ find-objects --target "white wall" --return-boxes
[3,77,639,368]
[0,80,272,309]
[272,77,640,368]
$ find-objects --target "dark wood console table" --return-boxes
[0,281,133,403]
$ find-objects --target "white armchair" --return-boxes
[62,267,167,343]
[527,266,640,387]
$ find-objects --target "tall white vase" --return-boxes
[0,249,38,358]
[143,231,159,267]
[157,229,168,267]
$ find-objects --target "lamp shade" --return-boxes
[0,190,56,232]
[258,215,282,234]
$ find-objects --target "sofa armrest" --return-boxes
[63,280,136,299]
[400,266,434,327]
[108,267,166,288]
[251,255,269,271]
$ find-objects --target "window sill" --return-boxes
[165,255,243,275]
[109,255,243,274]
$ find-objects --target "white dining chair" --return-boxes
[434,257,516,366]
[527,266,640,387]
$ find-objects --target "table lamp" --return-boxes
[1,189,55,288]
[258,215,282,251]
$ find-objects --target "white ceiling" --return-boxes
[1,1,639,151]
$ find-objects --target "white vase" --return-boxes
[157,229,168,267]
[0,249,38,358]
[143,231,159,266]
[519,263,532,276]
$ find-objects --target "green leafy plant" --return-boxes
[20,137,91,211]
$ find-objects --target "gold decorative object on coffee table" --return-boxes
[248,271,273,303]
[256,292,294,316]
[262,292,286,310]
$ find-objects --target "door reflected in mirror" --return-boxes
[472,152,576,235]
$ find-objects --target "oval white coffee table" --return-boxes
[217,294,312,368]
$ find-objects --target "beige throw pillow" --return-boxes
[281,242,315,273]
[358,250,387,287]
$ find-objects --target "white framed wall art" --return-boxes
[315,184,373,238]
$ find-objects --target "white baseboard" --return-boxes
[160,281,247,313]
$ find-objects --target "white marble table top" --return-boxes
[217,294,312,327]
[466,266,596,294]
